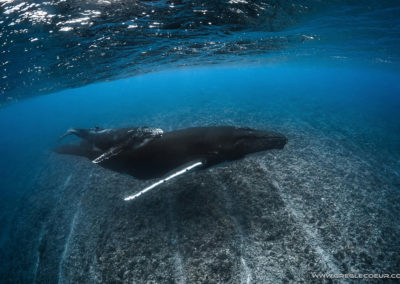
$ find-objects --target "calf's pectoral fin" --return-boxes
[92,145,125,164]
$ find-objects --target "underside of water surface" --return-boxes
[1,0,400,283]
[1,0,399,104]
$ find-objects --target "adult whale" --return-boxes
[55,126,287,180]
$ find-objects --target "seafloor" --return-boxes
[1,104,399,283]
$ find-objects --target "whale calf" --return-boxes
[55,126,287,199]
[58,126,163,163]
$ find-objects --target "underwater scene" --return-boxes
[1,0,400,283]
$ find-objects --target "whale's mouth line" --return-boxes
[124,161,203,201]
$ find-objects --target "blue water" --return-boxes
[1,0,400,282]
[1,64,399,229]
[1,1,400,103]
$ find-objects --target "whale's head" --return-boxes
[229,127,287,156]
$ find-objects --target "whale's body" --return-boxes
[55,126,287,179]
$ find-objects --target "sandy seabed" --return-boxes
[1,111,399,283]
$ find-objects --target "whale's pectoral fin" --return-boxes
[92,145,125,164]
[124,161,204,201]
[92,134,163,164]
[92,135,140,164]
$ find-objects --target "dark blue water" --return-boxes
[1,0,400,282]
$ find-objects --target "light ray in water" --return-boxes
[124,161,203,201]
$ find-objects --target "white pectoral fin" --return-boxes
[92,145,124,164]
[92,135,160,164]
[124,161,203,201]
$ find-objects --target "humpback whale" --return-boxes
[55,126,287,199]
[58,126,163,163]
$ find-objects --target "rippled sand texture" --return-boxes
[1,118,399,283]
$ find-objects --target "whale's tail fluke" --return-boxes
[57,128,78,141]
